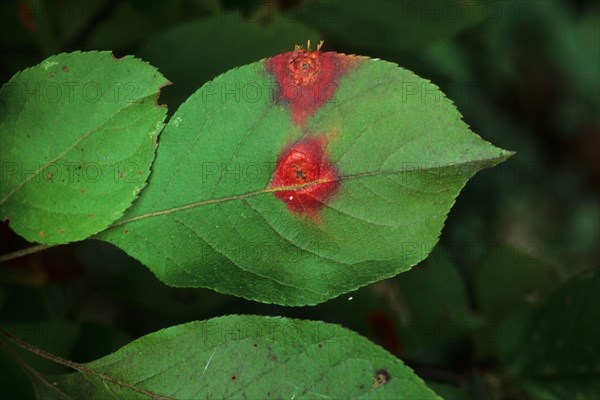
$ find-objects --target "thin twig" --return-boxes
[0,340,72,399]
[0,326,171,400]
[0,243,59,263]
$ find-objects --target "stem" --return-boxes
[0,326,171,400]
[0,244,59,263]
[0,340,72,399]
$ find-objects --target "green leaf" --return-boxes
[473,245,562,358]
[291,0,490,52]
[521,268,600,400]
[395,247,481,353]
[138,12,321,111]
[45,316,440,399]
[83,1,156,51]
[0,51,169,244]
[475,246,562,323]
[99,52,511,305]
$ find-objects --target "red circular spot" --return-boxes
[269,136,339,216]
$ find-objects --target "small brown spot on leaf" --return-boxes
[253,343,258,348]
[372,369,390,389]
[79,188,85,193]
[231,375,237,381]
[118,171,124,179]
[124,229,129,234]
[46,173,53,181]
[59,228,64,234]
[87,214,94,219]
[62,66,69,72]
[39,231,45,237]
[318,343,323,348]
[49,72,55,78]
[137,170,142,175]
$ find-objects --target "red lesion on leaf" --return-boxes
[265,50,359,126]
[269,135,339,219]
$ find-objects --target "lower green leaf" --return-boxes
[44,316,440,399]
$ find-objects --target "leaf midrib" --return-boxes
[106,153,509,230]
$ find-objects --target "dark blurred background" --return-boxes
[1,1,598,399]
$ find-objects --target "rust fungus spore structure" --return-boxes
[269,136,339,217]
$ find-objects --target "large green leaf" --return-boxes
[0,51,168,244]
[99,51,511,305]
[41,316,440,399]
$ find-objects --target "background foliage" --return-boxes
[0,0,598,399]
